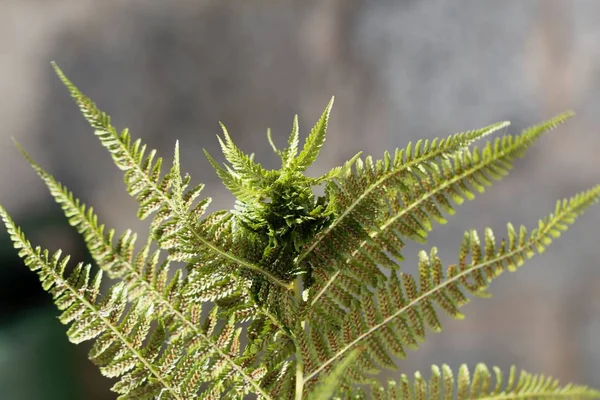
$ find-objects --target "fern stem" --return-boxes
[303,192,595,383]
[295,352,304,400]
[294,279,305,400]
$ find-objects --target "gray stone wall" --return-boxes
[1,1,599,398]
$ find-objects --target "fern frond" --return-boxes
[17,140,243,308]
[302,184,600,384]
[2,203,274,398]
[51,62,190,222]
[366,363,600,400]
[281,114,300,169]
[51,62,291,292]
[296,117,511,267]
[203,148,260,203]
[216,121,272,185]
[0,205,185,399]
[290,96,335,172]
[301,113,572,324]
[9,144,275,399]
[312,151,363,185]
[14,142,140,276]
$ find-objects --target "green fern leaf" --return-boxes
[301,112,573,326]
[51,62,291,293]
[281,114,300,169]
[291,96,335,172]
[297,117,511,273]
[302,184,600,384]
[0,206,185,398]
[367,363,600,400]
[215,121,271,185]
[1,202,276,398]
[203,148,260,203]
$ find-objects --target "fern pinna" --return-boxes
[0,62,599,399]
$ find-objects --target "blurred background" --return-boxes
[1,1,600,398]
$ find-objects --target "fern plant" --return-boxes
[1,62,599,400]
